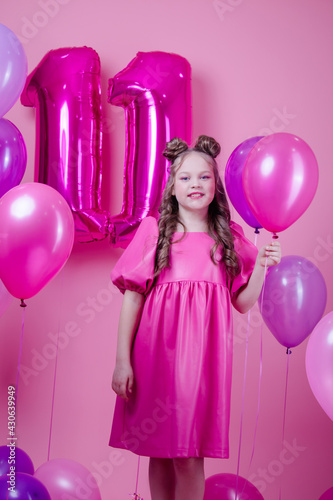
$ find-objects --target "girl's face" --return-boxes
[172,152,216,219]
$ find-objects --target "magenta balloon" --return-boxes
[21,47,109,242]
[0,24,27,117]
[306,312,333,421]
[108,51,192,243]
[0,118,27,197]
[225,136,263,229]
[204,473,264,500]
[0,446,34,475]
[319,487,333,500]
[0,472,50,499]
[242,133,319,233]
[0,183,75,299]
[260,256,327,348]
[34,458,101,500]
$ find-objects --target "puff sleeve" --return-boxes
[111,217,158,296]
[229,221,258,298]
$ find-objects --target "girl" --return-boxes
[110,135,281,500]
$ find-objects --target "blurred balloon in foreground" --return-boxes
[204,473,264,500]
[34,458,101,500]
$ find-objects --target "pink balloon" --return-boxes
[306,311,333,421]
[204,473,264,500]
[0,183,74,299]
[21,47,109,242]
[242,133,319,233]
[108,51,192,244]
[0,24,27,117]
[34,458,101,500]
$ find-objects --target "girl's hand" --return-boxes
[112,361,134,401]
[257,241,281,268]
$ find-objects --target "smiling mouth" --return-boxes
[188,193,204,198]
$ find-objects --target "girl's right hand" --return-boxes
[112,362,134,401]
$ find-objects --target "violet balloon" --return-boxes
[0,472,50,500]
[204,473,264,500]
[0,183,75,299]
[34,458,101,500]
[0,118,27,197]
[21,47,109,242]
[260,256,327,348]
[0,24,27,117]
[225,136,263,229]
[108,51,192,243]
[0,446,34,476]
[242,133,319,234]
[306,312,333,421]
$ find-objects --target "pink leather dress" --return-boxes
[110,217,257,458]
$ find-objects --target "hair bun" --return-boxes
[163,137,188,162]
[194,135,221,159]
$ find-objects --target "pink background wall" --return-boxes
[1,0,333,498]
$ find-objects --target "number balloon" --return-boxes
[108,51,192,243]
[21,47,109,242]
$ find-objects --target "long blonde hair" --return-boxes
[154,135,240,279]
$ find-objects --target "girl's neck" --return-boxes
[177,211,209,232]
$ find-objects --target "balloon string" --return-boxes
[7,301,26,500]
[235,307,251,500]
[248,256,268,470]
[235,230,260,500]
[47,272,65,462]
[279,348,291,500]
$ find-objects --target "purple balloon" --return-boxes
[319,487,333,500]
[108,51,192,244]
[225,137,263,229]
[204,473,264,500]
[0,24,27,117]
[0,118,27,197]
[0,472,50,499]
[0,446,34,476]
[260,256,327,348]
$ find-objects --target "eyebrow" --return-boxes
[178,170,212,175]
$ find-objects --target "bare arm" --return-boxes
[232,241,281,314]
[112,289,144,400]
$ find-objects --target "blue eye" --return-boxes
[201,176,210,180]
[180,176,189,181]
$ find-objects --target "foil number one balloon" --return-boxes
[21,48,191,244]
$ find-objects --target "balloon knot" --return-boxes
[20,299,27,308]
[286,347,292,355]
[254,228,260,234]
[272,233,279,240]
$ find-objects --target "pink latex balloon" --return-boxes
[260,256,327,348]
[242,133,319,234]
[108,51,192,243]
[319,487,333,500]
[34,458,101,500]
[306,311,333,421]
[204,473,264,500]
[225,136,263,229]
[0,183,74,299]
[0,24,27,117]
[21,47,109,242]
[0,118,27,197]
